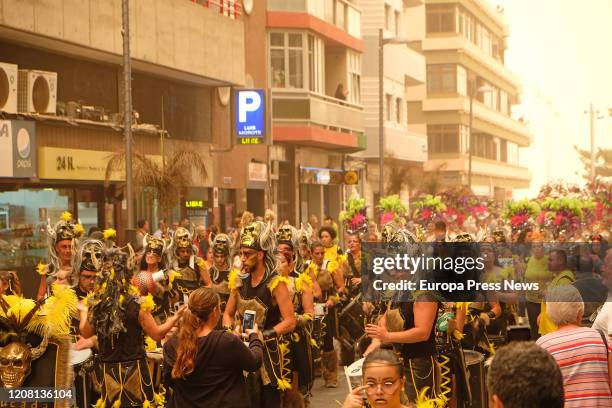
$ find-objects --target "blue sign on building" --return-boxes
[235,89,265,145]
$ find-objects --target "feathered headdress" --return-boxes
[239,215,277,277]
[413,195,446,225]
[86,245,138,340]
[276,224,304,272]
[0,283,77,387]
[298,223,314,247]
[378,195,408,226]
[536,197,593,238]
[44,211,85,274]
[73,239,104,278]
[502,199,541,233]
[339,196,369,235]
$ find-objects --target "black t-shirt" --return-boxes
[96,298,146,363]
[401,299,438,360]
[163,330,263,408]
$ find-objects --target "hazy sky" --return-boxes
[492,0,612,197]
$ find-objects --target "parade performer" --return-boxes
[276,224,315,407]
[298,223,314,263]
[132,234,176,323]
[307,241,346,388]
[37,211,84,300]
[79,245,185,408]
[0,282,77,408]
[365,221,442,404]
[168,227,212,306]
[222,217,297,408]
[209,233,233,314]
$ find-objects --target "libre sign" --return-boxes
[235,89,264,145]
[0,120,37,178]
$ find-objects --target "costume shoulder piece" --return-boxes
[228,268,243,291]
[268,274,290,294]
[294,272,314,294]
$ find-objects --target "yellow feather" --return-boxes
[142,400,151,408]
[36,262,48,276]
[6,297,37,324]
[112,399,121,408]
[228,268,240,291]
[145,336,157,351]
[93,397,106,408]
[327,260,339,274]
[167,270,181,284]
[74,223,85,237]
[269,275,290,294]
[103,228,117,240]
[60,211,72,222]
[295,272,313,293]
[30,284,77,337]
[140,294,156,312]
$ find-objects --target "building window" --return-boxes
[385,94,393,121]
[427,124,461,154]
[426,4,456,33]
[472,132,497,160]
[395,97,402,123]
[385,4,391,31]
[347,51,361,105]
[394,10,401,37]
[269,32,305,89]
[427,64,457,93]
[308,35,324,93]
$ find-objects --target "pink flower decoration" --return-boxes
[351,213,366,227]
[511,214,528,227]
[380,211,395,225]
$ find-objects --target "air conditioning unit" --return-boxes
[18,69,57,114]
[0,62,18,113]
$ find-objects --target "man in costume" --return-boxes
[168,227,211,307]
[37,211,84,300]
[223,218,297,408]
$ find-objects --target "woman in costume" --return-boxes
[276,224,315,407]
[209,233,233,315]
[79,245,185,408]
[341,347,411,408]
[306,240,346,388]
[132,234,175,322]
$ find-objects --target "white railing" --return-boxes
[188,0,242,19]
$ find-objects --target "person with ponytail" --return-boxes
[163,287,263,408]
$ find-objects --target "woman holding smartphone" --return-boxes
[163,287,263,408]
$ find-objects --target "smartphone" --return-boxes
[242,310,256,332]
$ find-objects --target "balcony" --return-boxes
[0,0,245,86]
[268,0,362,51]
[272,89,365,151]
[422,96,532,146]
[425,155,531,187]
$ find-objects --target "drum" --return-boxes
[146,350,164,389]
[463,350,486,408]
[312,316,324,363]
[71,346,93,408]
[339,294,365,344]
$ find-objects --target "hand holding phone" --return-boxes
[242,310,256,333]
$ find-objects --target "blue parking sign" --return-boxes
[236,89,265,144]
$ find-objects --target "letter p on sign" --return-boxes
[238,91,262,123]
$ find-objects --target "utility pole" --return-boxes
[378,28,384,199]
[122,0,134,229]
[589,103,595,182]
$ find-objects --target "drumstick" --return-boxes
[335,400,342,406]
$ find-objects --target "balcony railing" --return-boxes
[268,0,361,38]
[272,89,364,133]
[190,0,242,19]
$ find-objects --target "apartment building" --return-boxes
[406,0,531,199]
[351,0,427,216]
[267,0,366,224]
[0,0,267,294]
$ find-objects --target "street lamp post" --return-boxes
[467,83,493,189]
[122,0,134,229]
[378,29,410,199]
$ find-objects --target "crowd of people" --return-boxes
[0,182,611,408]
